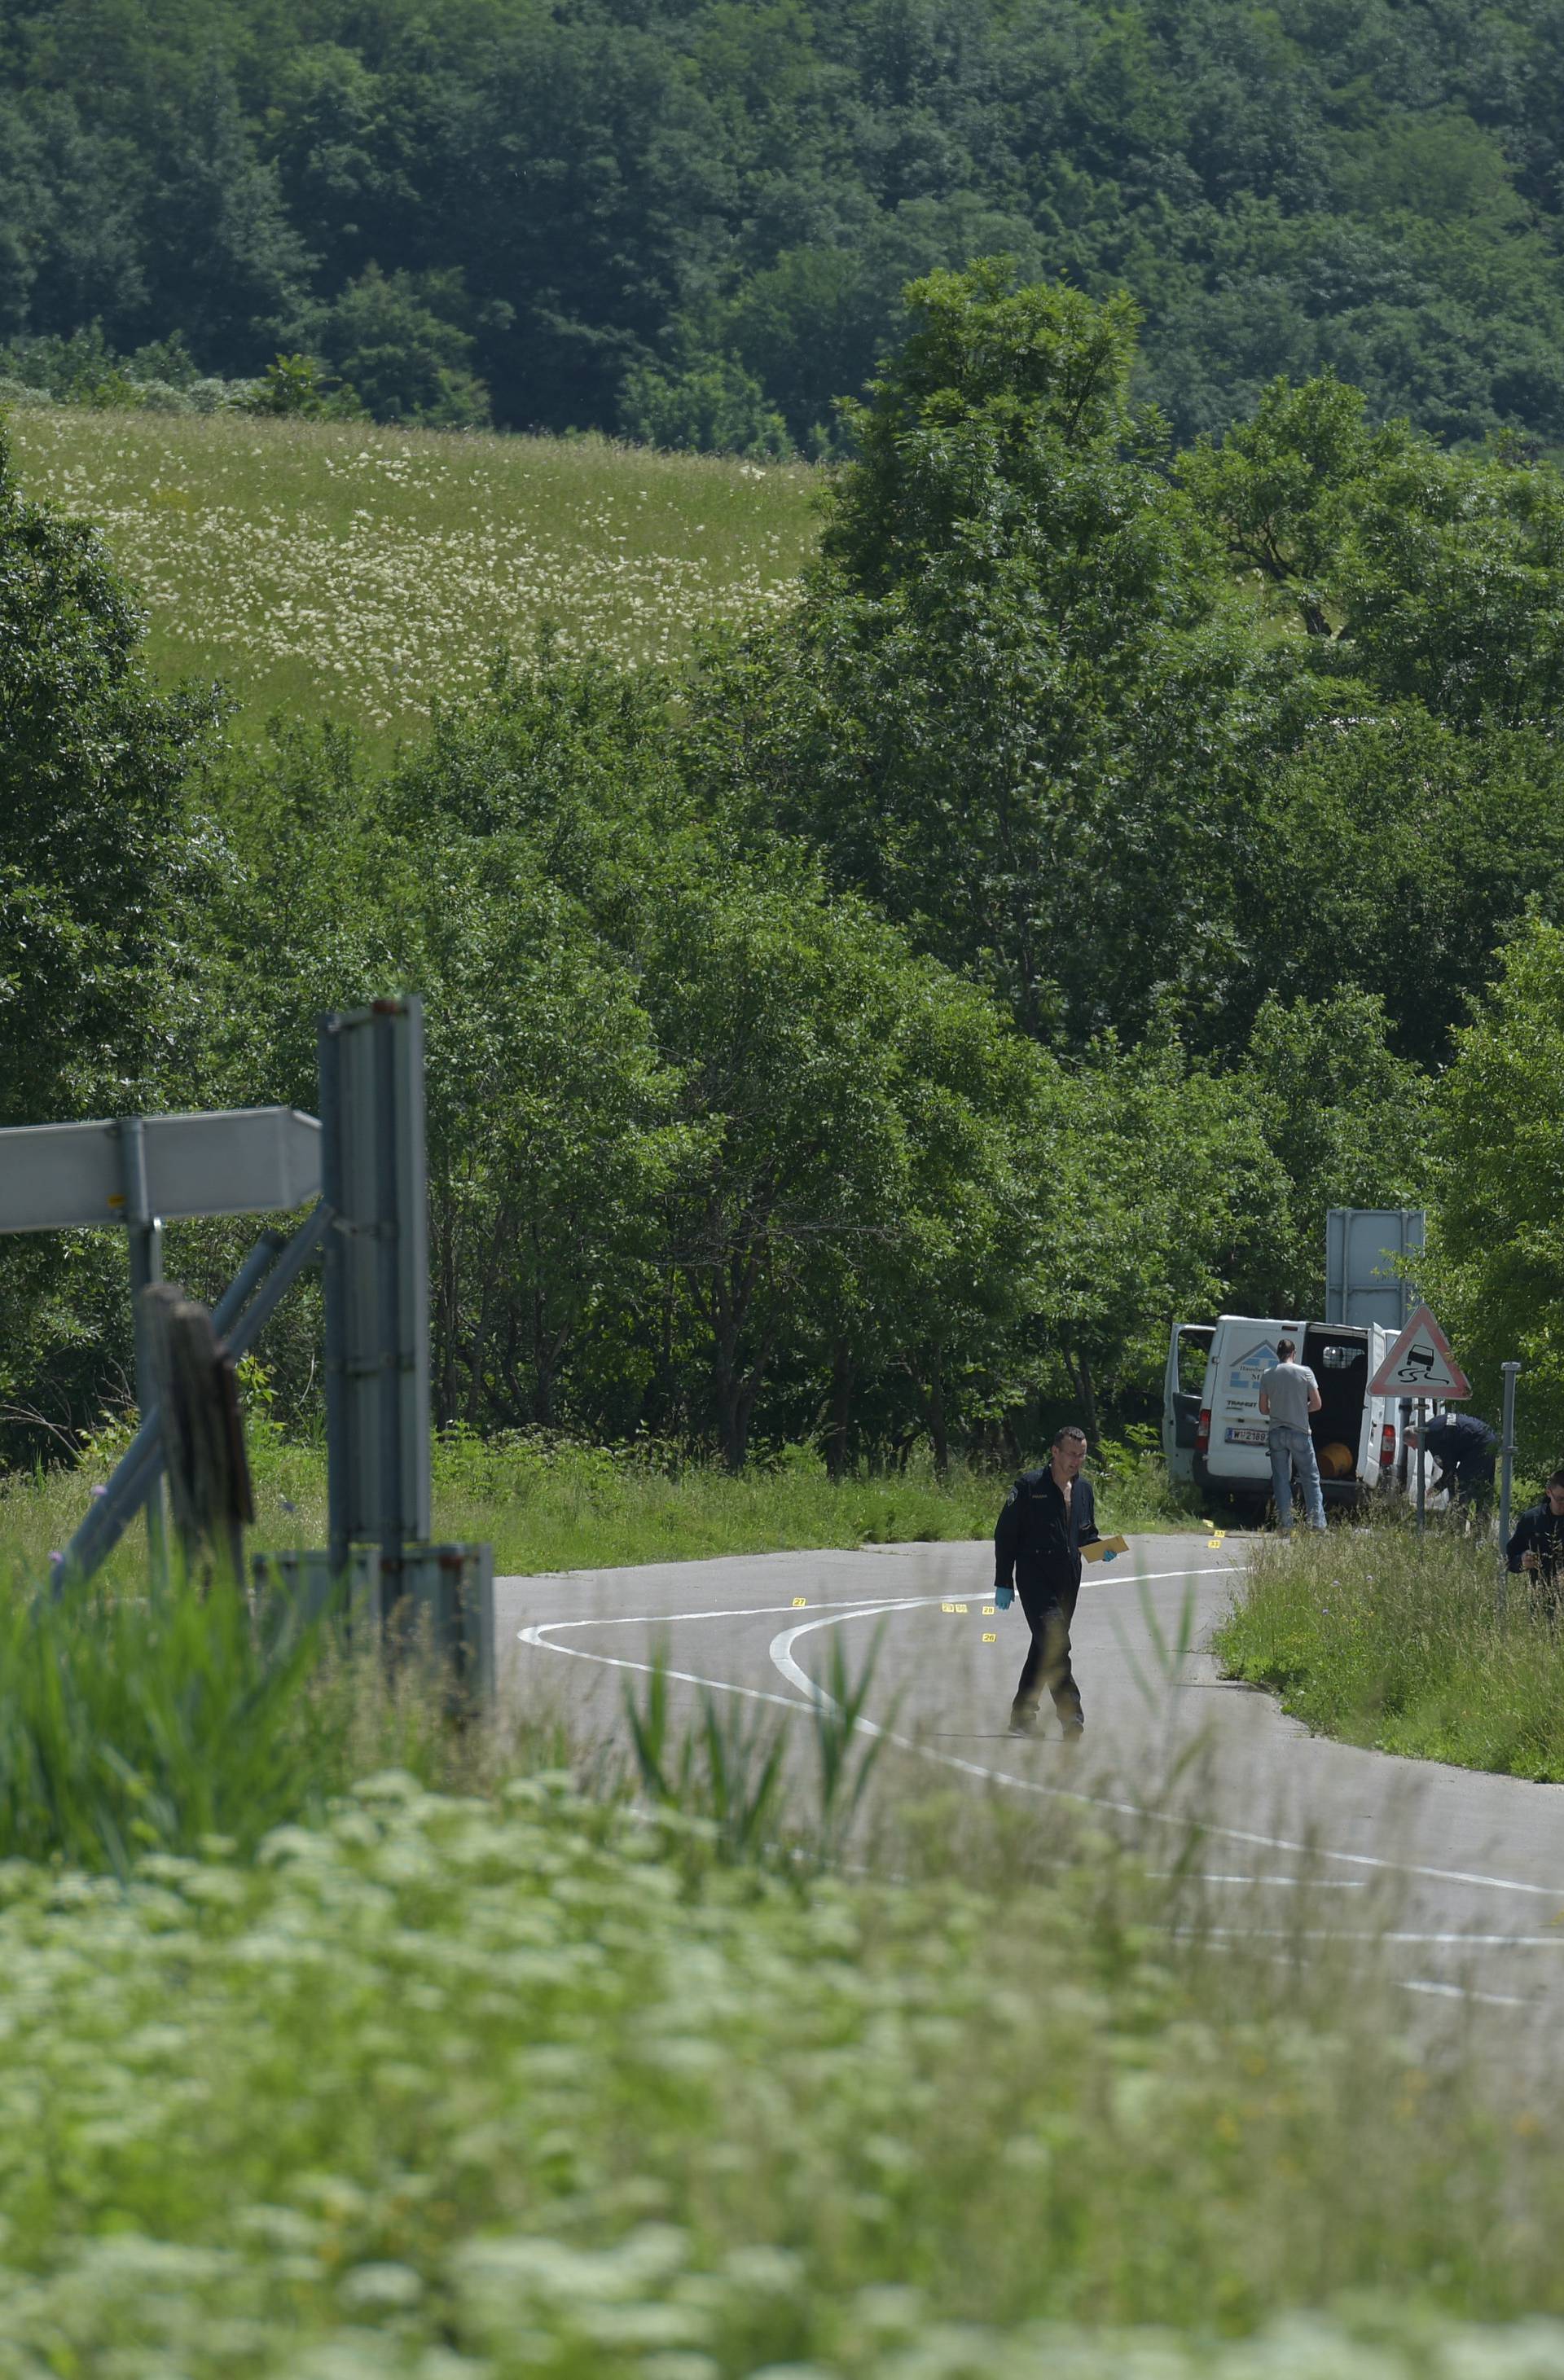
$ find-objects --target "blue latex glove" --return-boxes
[995,1586,1014,1611]
[1100,1550,1120,1564]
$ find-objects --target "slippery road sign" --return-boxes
[1368,1303,1471,1399]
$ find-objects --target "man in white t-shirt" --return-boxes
[1258,1337,1327,1536]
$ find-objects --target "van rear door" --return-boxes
[1162,1324,1214,1482]
[1205,1317,1301,1495]
[1301,1326,1372,1495]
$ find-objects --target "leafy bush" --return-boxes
[239,351,367,419]
[619,347,793,459]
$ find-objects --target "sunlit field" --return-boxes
[3,406,819,749]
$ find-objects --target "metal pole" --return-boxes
[1416,1396,1427,1537]
[1498,1360,1521,1614]
[120,1118,168,1581]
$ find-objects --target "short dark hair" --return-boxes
[1548,1469,1564,1490]
[1052,1424,1088,1447]
[1276,1337,1297,1361]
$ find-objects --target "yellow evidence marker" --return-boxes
[791,1597,807,1607]
[1207,1530,1227,1551]
[982,1604,996,1616]
[982,1631,998,1644]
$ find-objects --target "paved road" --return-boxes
[498,1531,1564,2019]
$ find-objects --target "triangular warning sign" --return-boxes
[1368,1303,1471,1399]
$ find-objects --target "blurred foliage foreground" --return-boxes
[0,1561,1553,2373]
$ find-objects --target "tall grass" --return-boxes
[0,1568,518,1873]
[1215,1519,1564,1776]
[3,405,818,749]
[0,1423,1198,1594]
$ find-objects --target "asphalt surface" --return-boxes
[497,1530,1564,2022]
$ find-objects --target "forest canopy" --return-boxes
[7,0,1564,450]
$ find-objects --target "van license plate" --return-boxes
[1224,1426,1267,1446]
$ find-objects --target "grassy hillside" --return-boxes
[2,406,819,749]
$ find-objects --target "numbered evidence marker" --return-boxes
[792,1597,807,1608]
[982,1631,998,1643]
[982,1604,996,1616]
[1207,1530,1227,1550]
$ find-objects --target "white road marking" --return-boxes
[1148,1873,1368,1890]
[767,1601,1564,1902]
[1202,1930,1564,1949]
[1402,1978,1529,2009]
[516,1563,1564,1908]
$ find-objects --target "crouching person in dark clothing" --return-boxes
[994,1424,1117,1741]
[1506,1469,1564,1615]
[1418,1412,1498,1513]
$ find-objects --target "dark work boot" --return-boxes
[1056,1694,1085,1745]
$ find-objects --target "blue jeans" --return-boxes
[1269,1422,1326,1533]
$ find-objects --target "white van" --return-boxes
[1164,1315,1409,1514]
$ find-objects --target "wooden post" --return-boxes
[138,1284,255,1591]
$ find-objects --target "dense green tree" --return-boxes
[1229,991,1430,1318]
[308,266,490,427]
[143,59,310,373]
[1421,917,1564,1461]
[0,416,216,1459]
[692,261,1284,1050]
[1021,1038,1287,1440]
[0,419,214,1126]
[10,0,1564,444]
[1185,374,1564,731]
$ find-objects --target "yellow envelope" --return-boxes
[1081,1535,1129,1565]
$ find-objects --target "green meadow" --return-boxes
[2,405,819,749]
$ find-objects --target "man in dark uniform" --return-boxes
[1506,1470,1564,1609]
[994,1424,1117,1741]
[1417,1411,1499,1512]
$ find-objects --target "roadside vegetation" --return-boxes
[0,1411,1197,1598]
[0,1562,1553,2373]
[1216,1521,1564,1780]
